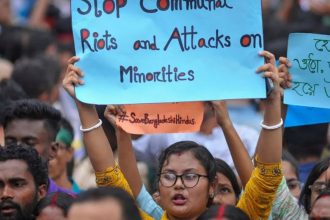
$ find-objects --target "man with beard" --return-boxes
[0,144,48,220]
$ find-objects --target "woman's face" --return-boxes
[213,173,237,205]
[310,167,330,207]
[282,161,301,199]
[158,151,214,219]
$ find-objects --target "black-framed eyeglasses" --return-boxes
[159,172,208,188]
[309,182,329,195]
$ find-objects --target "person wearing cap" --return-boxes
[49,118,81,194]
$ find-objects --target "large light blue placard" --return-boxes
[284,33,330,108]
[71,0,266,104]
[285,105,330,127]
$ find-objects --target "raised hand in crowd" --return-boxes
[63,56,116,173]
[278,56,292,90]
[104,104,143,198]
[209,100,253,188]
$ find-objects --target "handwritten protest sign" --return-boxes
[71,0,266,104]
[116,102,204,134]
[284,33,330,108]
[285,105,330,127]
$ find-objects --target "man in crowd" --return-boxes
[0,144,48,220]
[3,99,74,195]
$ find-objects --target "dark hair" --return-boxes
[0,144,49,188]
[284,124,328,160]
[35,192,75,217]
[197,204,250,220]
[3,99,61,141]
[0,26,30,63]
[39,54,61,85]
[299,158,330,213]
[58,117,75,177]
[0,79,27,125]
[215,158,241,199]
[0,26,55,63]
[157,141,217,183]
[72,187,142,220]
[0,79,27,101]
[282,149,300,180]
[12,56,59,99]
[23,29,55,58]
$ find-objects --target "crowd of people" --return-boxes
[0,0,330,219]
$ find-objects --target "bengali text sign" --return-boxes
[115,102,204,134]
[71,0,266,104]
[284,33,330,108]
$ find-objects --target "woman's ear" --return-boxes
[207,179,218,207]
[209,179,218,199]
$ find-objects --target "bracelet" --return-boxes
[80,119,103,132]
[260,118,283,130]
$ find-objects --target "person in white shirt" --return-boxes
[133,102,259,169]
